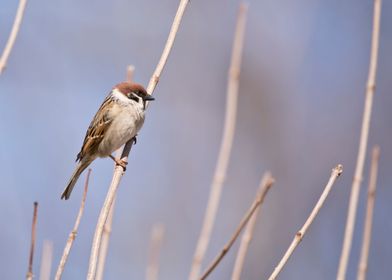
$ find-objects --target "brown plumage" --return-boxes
[61,82,154,200]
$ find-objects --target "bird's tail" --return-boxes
[61,159,92,200]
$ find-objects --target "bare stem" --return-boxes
[86,2,189,279]
[55,169,91,280]
[95,198,116,280]
[357,146,380,280]
[146,224,166,280]
[189,4,248,279]
[231,173,272,280]
[199,174,274,280]
[337,1,382,279]
[26,201,38,280]
[39,240,53,280]
[146,0,190,96]
[126,65,135,82]
[268,165,343,280]
[95,67,135,280]
[0,0,28,74]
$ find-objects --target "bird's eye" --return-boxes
[127,92,140,102]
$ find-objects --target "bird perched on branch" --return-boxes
[61,82,154,200]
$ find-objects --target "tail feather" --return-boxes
[61,160,91,200]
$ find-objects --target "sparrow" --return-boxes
[61,82,154,200]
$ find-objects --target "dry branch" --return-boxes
[146,224,166,280]
[55,169,91,280]
[27,201,38,280]
[231,173,272,280]
[39,240,53,280]
[0,0,28,74]
[86,1,189,279]
[95,66,135,280]
[189,4,248,279]
[199,174,274,280]
[95,198,115,280]
[268,165,343,280]
[337,1,382,279]
[357,146,380,280]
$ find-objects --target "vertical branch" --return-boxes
[146,0,190,96]
[95,199,116,280]
[26,202,38,280]
[39,240,53,280]
[188,4,248,280]
[337,1,382,279]
[146,224,166,280]
[126,65,135,82]
[357,146,380,280]
[95,66,136,280]
[87,1,189,279]
[231,173,272,280]
[0,0,28,74]
[267,165,343,280]
[199,174,274,280]
[55,169,91,280]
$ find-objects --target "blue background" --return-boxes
[1,0,391,279]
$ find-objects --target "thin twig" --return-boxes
[337,1,382,279]
[0,0,28,74]
[199,174,274,280]
[231,173,272,280]
[268,165,343,280]
[357,146,380,280]
[39,240,53,280]
[95,66,135,280]
[55,169,91,280]
[26,202,38,280]
[126,65,135,82]
[95,199,116,280]
[189,4,248,279]
[86,2,189,279]
[146,224,166,280]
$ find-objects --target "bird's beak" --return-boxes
[143,95,155,101]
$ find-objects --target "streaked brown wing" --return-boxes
[76,94,114,162]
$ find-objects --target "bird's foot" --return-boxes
[109,155,128,170]
[132,135,137,145]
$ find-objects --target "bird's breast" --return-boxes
[98,103,145,157]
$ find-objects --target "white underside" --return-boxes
[97,89,145,157]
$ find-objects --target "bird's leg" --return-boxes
[109,155,128,170]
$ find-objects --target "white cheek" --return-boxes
[112,88,131,103]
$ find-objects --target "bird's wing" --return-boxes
[76,94,114,162]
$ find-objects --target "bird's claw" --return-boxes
[132,136,137,145]
[115,158,128,170]
[109,155,128,170]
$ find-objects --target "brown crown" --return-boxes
[115,82,148,98]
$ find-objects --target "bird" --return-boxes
[61,82,154,200]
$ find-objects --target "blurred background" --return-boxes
[1,0,391,279]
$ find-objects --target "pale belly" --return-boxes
[97,105,145,157]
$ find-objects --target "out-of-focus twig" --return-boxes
[268,165,343,280]
[55,169,91,280]
[231,173,272,280]
[39,240,53,280]
[87,1,189,279]
[337,1,382,279]
[146,224,165,280]
[0,0,28,74]
[26,201,38,280]
[357,146,380,280]
[126,65,135,82]
[189,4,248,279]
[199,174,274,280]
